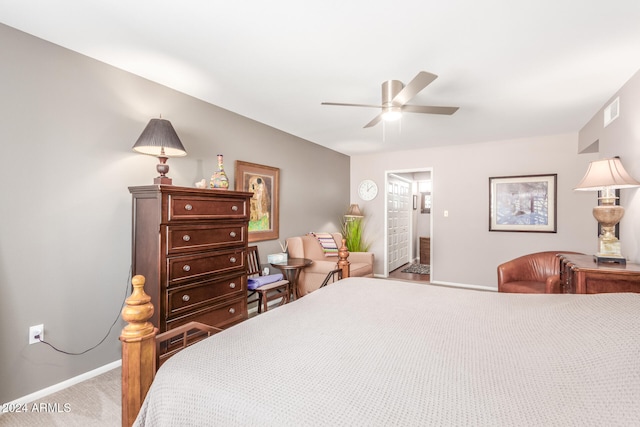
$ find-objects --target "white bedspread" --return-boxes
[135,277,640,426]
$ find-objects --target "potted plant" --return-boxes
[341,204,370,252]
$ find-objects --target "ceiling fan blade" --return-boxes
[401,105,459,115]
[363,113,383,128]
[321,102,382,109]
[391,71,438,106]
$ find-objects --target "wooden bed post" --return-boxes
[338,239,350,279]
[120,275,158,427]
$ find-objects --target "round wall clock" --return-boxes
[357,179,378,201]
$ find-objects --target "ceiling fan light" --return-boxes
[382,107,402,122]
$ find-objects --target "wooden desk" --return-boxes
[557,254,640,294]
[270,258,312,300]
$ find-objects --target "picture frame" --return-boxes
[235,161,280,242]
[489,174,557,233]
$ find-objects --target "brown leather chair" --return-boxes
[497,251,581,293]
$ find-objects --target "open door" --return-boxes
[387,175,411,272]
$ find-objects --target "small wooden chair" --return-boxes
[247,246,290,313]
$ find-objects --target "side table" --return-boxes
[557,253,640,293]
[270,258,312,300]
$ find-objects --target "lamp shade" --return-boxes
[132,118,187,157]
[344,204,364,218]
[574,157,640,191]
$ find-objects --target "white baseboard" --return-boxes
[2,359,122,408]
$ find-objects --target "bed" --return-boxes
[122,276,640,426]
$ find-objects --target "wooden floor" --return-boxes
[388,263,430,283]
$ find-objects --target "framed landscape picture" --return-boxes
[235,161,280,242]
[489,174,557,233]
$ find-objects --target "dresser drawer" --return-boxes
[166,296,247,330]
[166,274,246,317]
[167,248,245,285]
[167,195,248,222]
[166,224,246,254]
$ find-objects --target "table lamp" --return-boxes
[132,118,187,185]
[344,204,364,221]
[574,157,640,264]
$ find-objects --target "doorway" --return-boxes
[384,168,433,281]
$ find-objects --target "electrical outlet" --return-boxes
[29,324,43,345]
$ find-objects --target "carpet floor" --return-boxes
[0,367,120,426]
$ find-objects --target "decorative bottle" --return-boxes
[210,154,229,190]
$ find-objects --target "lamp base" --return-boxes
[153,156,173,185]
[154,176,172,185]
[598,234,621,256]
[594,233,626,264]
[594,254,626,265]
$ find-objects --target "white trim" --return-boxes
[1,360,121,408]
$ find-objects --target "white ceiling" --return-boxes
[3,1,640,156]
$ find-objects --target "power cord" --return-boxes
[35,267,132,355]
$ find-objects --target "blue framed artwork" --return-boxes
[489,174,557,233]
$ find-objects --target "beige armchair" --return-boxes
[286,233,374,297]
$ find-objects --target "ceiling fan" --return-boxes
[322,71,459,128]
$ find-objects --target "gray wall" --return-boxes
[0,24,349,403]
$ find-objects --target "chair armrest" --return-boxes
[305,260,342,274]
[545,275,562,294]
[347,251,374,265]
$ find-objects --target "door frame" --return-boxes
[383,167,434,277]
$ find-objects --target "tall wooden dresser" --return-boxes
[129,185,252,333]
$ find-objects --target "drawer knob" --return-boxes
[229,282,236,289]
[229,307,236,314]
[231,205,238,212]
[182,234,191,242]
[182,265,191,272]
[229,231,237,238]
[184,204,193,211]
[229,257,237,263]
[182,294,190,302]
